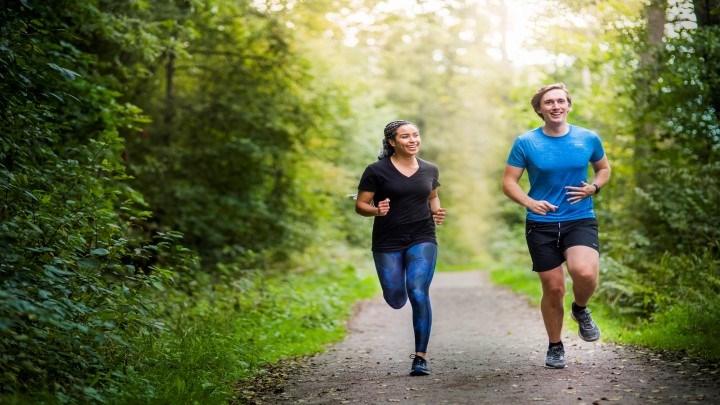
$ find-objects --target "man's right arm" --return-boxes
[502,164,557,216]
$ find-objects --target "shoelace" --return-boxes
[576,310,595,329]
[409,354,426,365]
[548,347,564,359]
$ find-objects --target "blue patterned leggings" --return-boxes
[372,242,437,353]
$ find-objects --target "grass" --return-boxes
[9,236,716,404]
[112,261,378,404]
[112,237,717,404]
[615,298,720,359]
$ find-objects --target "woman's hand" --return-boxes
[377,198,390,216]
[433,208,446,225]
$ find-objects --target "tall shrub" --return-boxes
[0,1,176,399]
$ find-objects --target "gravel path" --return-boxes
[237,271,720,404]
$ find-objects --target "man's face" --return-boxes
[537,89,571,125]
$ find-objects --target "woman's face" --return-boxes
[389,124,421,157]
[537,89,571,125]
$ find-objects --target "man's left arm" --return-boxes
[566,156,611,203]
[590,155,611,191]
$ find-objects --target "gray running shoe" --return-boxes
[409,354,430,376]
[571,308,601,342]
[545,346,566,369]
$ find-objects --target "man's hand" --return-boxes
[565,181,595,204]
[527,199,558,215]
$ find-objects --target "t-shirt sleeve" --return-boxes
[590,133,606,163]
[358,165,378,192]
[432,164,441,189]
[506,137,526,168]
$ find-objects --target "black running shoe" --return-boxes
[409,354,430,376]
[571,308,601,342]
[545,346,566,369]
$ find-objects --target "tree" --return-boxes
[694,0,720,25]
[633,0,668,189]
[693,0,720,121]
[120,0,354,268]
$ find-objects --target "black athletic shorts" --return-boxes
[525,218,600,272]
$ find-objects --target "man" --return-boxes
[501,83,611,369]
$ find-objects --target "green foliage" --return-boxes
[490,0,720,362]
[488,230,720,360]
[635,162,720,253]
[618,294,720,359]
[627,25,720,257]
[0,1,183,400]
[1,0,374,401]
[121,0,354,267]
[598,249,720,316]
[592,14,720,331]
[116,262,376,403]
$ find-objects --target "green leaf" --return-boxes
[90,248,110,256]
[47,63,80,80]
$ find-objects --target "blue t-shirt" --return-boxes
[507,125,605,222]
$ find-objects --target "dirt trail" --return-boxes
[238,271,720,404]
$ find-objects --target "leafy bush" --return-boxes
[116,262,376,403]
[0,1,182,400]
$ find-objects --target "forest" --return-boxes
[1,0,718,402]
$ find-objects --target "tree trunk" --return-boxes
[163,46,175,147]
[693,0,720,26]
[693,0,720,145]
[634,0,667,188]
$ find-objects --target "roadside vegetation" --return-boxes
[486,232,720,360]
[1,0,718,403]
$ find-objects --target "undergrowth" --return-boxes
[2,255,377,404]
[486,226,720,361]
[113,262,377,403]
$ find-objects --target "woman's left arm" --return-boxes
[428,189,446,225]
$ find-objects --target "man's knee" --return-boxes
[543,284,566,300]
[569,264,598,285]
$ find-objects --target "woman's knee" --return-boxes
[383,291,408,309]
[407,287,430,306]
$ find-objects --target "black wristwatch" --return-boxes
[592,183,600,194]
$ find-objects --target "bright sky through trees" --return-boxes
[322,0,558,65]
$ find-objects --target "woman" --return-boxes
[355,120,446,376]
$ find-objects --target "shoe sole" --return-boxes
[571,312,601,342]
[544,363,567,369]
[410,370,431,376]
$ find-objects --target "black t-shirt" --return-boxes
[357,157,441,252]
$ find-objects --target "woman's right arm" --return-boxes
[355,191,389,217]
